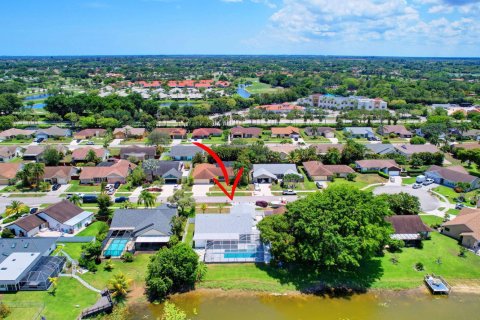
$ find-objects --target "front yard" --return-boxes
[327,173,387,190]
[66,180,101,193]
[432,185,476,204]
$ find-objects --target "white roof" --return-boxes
[0,252,40,281]
[391,234,421,240]
[63,210,93,227]
[135,236,170,243]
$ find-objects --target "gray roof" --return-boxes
[169,145,204,157]
[143,160,182,178]
[36,126,70,137]
[193,203,256,240]
[0,238,57,264]
[365,143,396,155]
[252,164,300,178]
[344,127,374,135]
[110,205,177,237]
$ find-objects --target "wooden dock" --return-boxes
[424,274,451,295]
[79,289,114,319]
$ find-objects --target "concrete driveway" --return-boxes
[47,184,70,196]
[192,185,210,197]
[109,139,123,147]
[254,183,272,196]
[372,185,441,212]
[160,184,179,198]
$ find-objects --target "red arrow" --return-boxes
[193,142,244,200]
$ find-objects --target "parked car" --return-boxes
[255,200,268,208]
[52,183,61,191]
[315,181,324,189]
[423,178,434,186]
[282,189,297,195]
[107,189,115,195]
[115,196,129,203]
[147,187,162,192]
[82,195,98,203]
[29,207,38,214]
[389,177,395,183]
[86,141,94,145]
[412,183,422,189]
[114,182,121,189]
[106,184,114,190]
[455,203,465,210]
[173,184,179,190]
[33,137,44,143]
[66,193,73,199]
[254,183,260,191]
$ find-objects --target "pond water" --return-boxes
[23,94,51,101]
[27,103,45,109]
[128,290,480,320]
[237,84,251,98]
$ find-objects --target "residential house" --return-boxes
[378,125,413,138]
[143,160,183,184]
[230,126,262,139]
[365,143,397,155]
[153,128,187,139]
[7,214,48,237]
[37,200,94,234]
[425,165,480,190]
[72,147,109,163]
[113,126,147,139]
[191,128,223,139]
[386,215,432,246]
[22,145,67,162]
[270,126,300,138]
[314,144,345,156]
[343,127,375,138]
[252,164,303,183]
[304,127,335,138]
[0,238,64,292]
[35,126,71,140]
[442,208,480,250]
[355,159,402,176]
[192,163,234,184]
[194,203,268,263]
[393,144,440,158]
[105,205,177,255]
[461,129,480,141]
[120,145,156,161]
[0,146,21,162]
[79,159,135,184]
[0,128,36,141]
[73,128,107,140]
[169,145,204,161]
[303,161,354,181]
[0,163,22,185]
[43,166,75,185]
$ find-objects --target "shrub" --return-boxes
[346,173,357,181]
[121,252,134,262]
[0,302,11,319]
[387,239,404,253]
[415,262,424,271]
[458,246,467,258]
[378,171,389,179]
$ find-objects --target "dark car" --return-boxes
[29,207,38,214]
[115,196,129,203]
[114,182,121,189]
[66,193,73,199]
[52,183,61,191]
[82,195,98,203]
[255,200,269,208]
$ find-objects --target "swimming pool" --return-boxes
[224,250,257,259]
[104,239,128,257]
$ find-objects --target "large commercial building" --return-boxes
[299,94,387,110]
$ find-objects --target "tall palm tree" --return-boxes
[5,200,25,217]
[137,190,156,208]
[31,163,45,187]
[108,273,131,300]
[69,194,82,206]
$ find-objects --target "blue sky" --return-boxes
[1,0,479,57]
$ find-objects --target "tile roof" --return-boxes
[113,126,146,136]
[36,126,69,136]
[192,163,233,180]
[41,200,85,224]
[381,125,412,135]
[80,159,135,180]
[443,209,480,240]
[271,126,299,135]
[256,103,304,112]
[0,146,19,158]
[0,163,22,180]
[230,126,262,136]
[0,128,36,138]
[74,128,106,138]
[191,128,223,137]
[394,144,440,155]
[43,166,74,179]
[120,145,156,157]
[303,161,354,176]
[154,127,187,136]
[426,165,477,183]
[314,144,345,154]
[356,159,399,169]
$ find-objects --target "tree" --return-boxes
[5,200,28,217]
[145,243,200,301]
[168,190,195,216]
[200,203,208,213]
[410,136,426,145]
[138,190,156,208]
[162,302,188,320]
[97,193,113,221]
[128,166,146,187]
[108,273,132,301]
[171,216,186,238]
[323,148,341,165]
[85,149,100,164]
[48,277,58,296]
[1,229,15,238]
[341,139,366,164]
[378,192,421,215]
[148,131,171,146]
[43,146,63,166]
[258,185,393,270]
[16,162,45,188]
[69,194,82,206]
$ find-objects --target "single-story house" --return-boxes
[169,145,204,161]
[230,126,262,139]
[0,238,64,292]
[106,205,177,255]
[23,145,67,162]
[120,145,156,161]
[393,144,440,158]
[252,164,303,183]
[378,125,413,138]
[314,143,345,155]
[154,128,187,139]
[191,128,223,139]
[343,127,375,138]
[79,159,136,184]
[304,127,335,138]
[192,163,234,184]
[7,214,48,237]
[113,126,147,139]
[461,129,480,141]
[425,165,480,190]
[72,147,109,163]
[73,128,107,140]
[267,145,298,160]
[303,161,354,181]
[442,208,480,250]
[143,160,183,184]
[0,128,36,140]
[0,146,21,162]
[386,215,432,246]
[355,159,402,176]
[270,126,300,138]
[365,143,397,155]
[43,166,75,185]
[35,126,71,140]
[37,200,94,234]
[194,203,267,263]
[0,163,23,185]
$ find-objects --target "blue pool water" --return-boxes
[29,103,45,109]
[224,251,256,259]
[104,239,128,257]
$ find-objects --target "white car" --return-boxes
[412,183,422,189]
[423,178,434,186]
[106,184,114,190]
[254,183,260,191]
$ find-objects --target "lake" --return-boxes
[23,94,51,101]
[127,289,480,320]
[237,84,251,98]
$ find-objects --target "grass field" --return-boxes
[199,233,480,292]
[67,181,101,193]
[185,223,195,246]
[245,78,282,94]
[59,243,85,261]
[402,177,417,185]
[77,221,108,237]
[432,185,473,204]
[420,215,444,228]
[328,174,386,190]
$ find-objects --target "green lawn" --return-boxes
[432,185,473,204]
[447,209,460,216]
[420,215,444,228]
[76,221,108,237]
[200,135,227,144]
[328,174,386,190]
[0,277,98,320]
[402,177,417,185]
[185,223,195,246]
[59,243,85,261]
[8,193,46,197]
[200,233,480,292]
[245,78,282,94]
[67,181,101,193]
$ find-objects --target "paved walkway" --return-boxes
[328,137,339,144]
[129,186,143,202]
[109,139,123,147]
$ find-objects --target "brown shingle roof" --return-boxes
[191,128,223,137]
[120,145,156,157]
[230,126,262,136]
[303,161,354,177]
[0,163,22,180]
[74,128,106,138]
[356,159,399,169]
[271,126,299,135]
[41,200,84,224]
[386,215,432,234]
[10,214,46,232]
[426,165,477,183]
[80,160,135,180]
[314,144,345,154]
[43,166,73,180]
